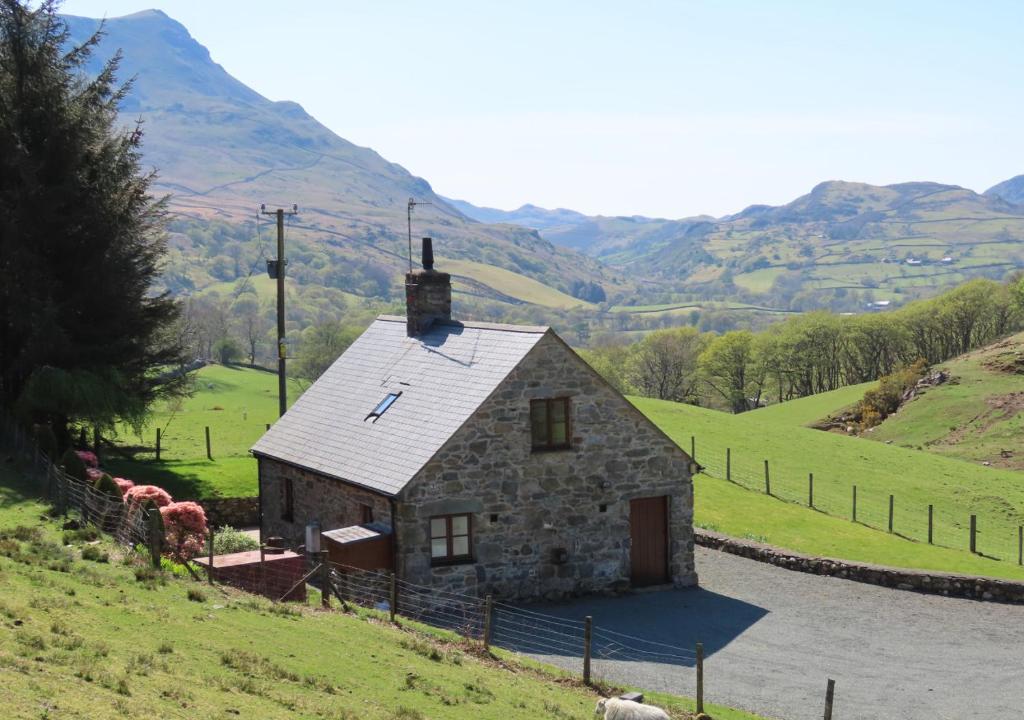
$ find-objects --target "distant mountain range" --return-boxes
[61,10,1024,314]
[452,178,1024,304]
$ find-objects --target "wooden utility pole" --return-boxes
[261,204,298,417]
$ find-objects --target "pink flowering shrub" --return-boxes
[75,450,99,468]
[125,484,173,509]
[113,477,135,497]
[85,467,104,483]
[160,501,208,561]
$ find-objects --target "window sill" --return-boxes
[430,556,474,568]
[531,445,572,454]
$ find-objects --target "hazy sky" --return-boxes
[61,0,1024,218]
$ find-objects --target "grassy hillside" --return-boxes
[634,396,1024,578]
[0,467,761,720]
[442,258,595,309]
[746,382,872,427]
[867,332,1024,469]
[106,365,294,499]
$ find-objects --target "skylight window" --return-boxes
[366,392,401,422]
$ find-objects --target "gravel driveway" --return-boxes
[507,547,1024,720]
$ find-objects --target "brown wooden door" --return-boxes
[630,496,669,586]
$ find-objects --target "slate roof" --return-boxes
[251,315,548,496]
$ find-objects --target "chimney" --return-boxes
[405,237,451,336]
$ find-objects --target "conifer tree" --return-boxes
[0,0,183,443]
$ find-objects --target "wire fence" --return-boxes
[0,415,150,548]
[0,416,840,716]
[693,434,1024,565]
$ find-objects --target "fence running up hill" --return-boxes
[0,415,150,548]
[692,434,1024,565]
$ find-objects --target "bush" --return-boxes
[187,588,206,603]
[81,545,109,563]
[93,473,122,500]
[125,485,172,508]
[75,450,99,468]
[112,477,134,497]
[160,502,208,562]
[60,448,89,483]
[859,358,929,429]
[207,525,260,556]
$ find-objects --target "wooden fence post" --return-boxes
[763,460,771,496]
[207,527,215,584]
[970,515,977,554]
[823,678,835,720]
[205,426,212,460]
[852,485,857,522]
[483,594,493,651]
[928,505,933,544]
[583,616,592,686]
[155,427,161,461]
[808,473,814,508]
[265,423,271,431]
[696,641,705,714]
[389,572,398,623]
[147,510,162,569]
[690,436,695,461]
[319,550,330,609]
[726,448,731,482]
[888,494,894,533]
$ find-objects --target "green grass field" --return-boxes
[0,465,763,720]
[746,382,872,427]
[106,365,298,499]
[634,396,1024,579]
[868,332,1024,469]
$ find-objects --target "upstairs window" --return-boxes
[430,514,472,565]
[530,397,571,451]
[366,392,401,422]
[281,477,294,522]
[360,503,374,524]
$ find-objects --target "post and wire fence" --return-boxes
[692,434,1024,565]
[2,417,846,716]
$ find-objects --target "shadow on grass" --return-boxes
[102,457,241,501]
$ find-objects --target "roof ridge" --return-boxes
[376,315,549,334]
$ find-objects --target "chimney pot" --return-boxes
[422,237,434,270]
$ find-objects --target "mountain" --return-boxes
[441,198,589,231]
[61,11,625,310]
[985,175,1024,205]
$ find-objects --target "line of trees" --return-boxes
[582,276,1024,413]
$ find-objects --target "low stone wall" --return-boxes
[201,497,259,529]
[696,529,1024,604]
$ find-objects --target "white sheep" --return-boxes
[595,696,671,720]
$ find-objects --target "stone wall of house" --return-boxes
[201,497,259,529]
[258,457,393,546]
[396,332,695,602]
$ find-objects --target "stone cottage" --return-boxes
[251,239,697,601]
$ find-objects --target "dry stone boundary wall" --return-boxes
[696,529,1024,604]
